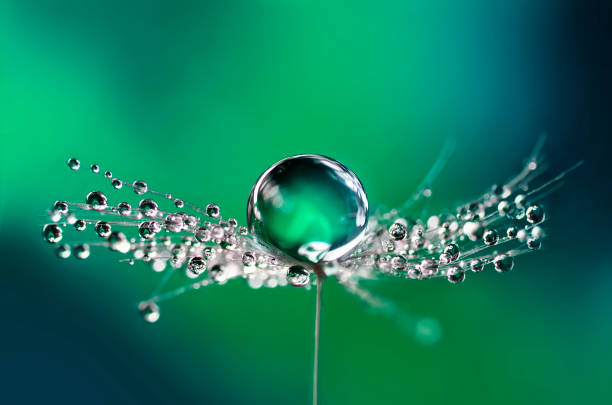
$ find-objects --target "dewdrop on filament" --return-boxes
[42,138,580,405]
[42,140,582,321]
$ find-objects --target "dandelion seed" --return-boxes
[40,138,581,405]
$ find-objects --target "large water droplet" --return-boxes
[247,155,368,263]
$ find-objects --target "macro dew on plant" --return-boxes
[42,138,581,323]
[42,138,580,404]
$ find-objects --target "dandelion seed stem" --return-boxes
[313,270,324,405]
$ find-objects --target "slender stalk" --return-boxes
[313,274,323,405]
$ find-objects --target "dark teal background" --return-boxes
[1,1,610,404]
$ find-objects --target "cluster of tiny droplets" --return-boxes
[42,140,581,325]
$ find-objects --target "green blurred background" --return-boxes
[1,1,610,404]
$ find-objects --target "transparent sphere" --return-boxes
[247,154,368,263]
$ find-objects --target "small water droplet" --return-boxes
[139,301,160,323]
[211,225,224,240]
[139,199,159,217]
[527,238,541,250]
[86,191,108,211]
[202,246,214,259]
[493,254,514,273]
[65,213,77,225]
[195,227,212,243]
[526,204,545,224]
[531,226,545,239]
[408,267,422,279]
[391,255,407,271]
[382,239,395,252]
[55,244,71,259]
[463,221,484,241]
[389,222,407,240]
[90,164,100,173]
[183,215,197,228]
[108,231,131,253]
[67,158,80,170]
[483,229,499,246]
[95,221,111,238]
[287,265,310,287]
[111,179,122,189]
[118,202,132,215]
[470,258,484,272]
[439,252,452,264]
[209,264,223,282]
[206,203,220,218]
[174,199,184,208]
[42,224,63,243]
[497,200,511,216]
[163,214,183,233]
[446,267,465,284]
[74,244,90,259]
[74,219,86,231]
[149,221,162,233]
[187,256,206,275]
[420,259,438,277]
[49,209,61,222]
[443,243,459,261]
[514,194,526,207]
[138,221,155,239]
[242,251,256,266]
[53,201,68,214]
[133,180,148,195]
